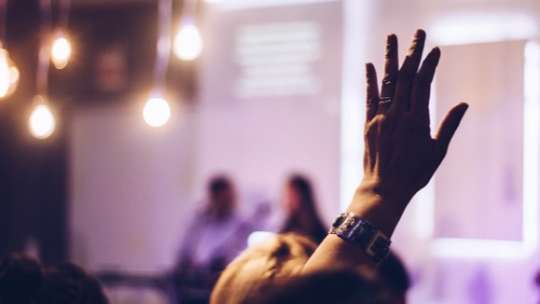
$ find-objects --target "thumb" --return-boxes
[435,102,469,156]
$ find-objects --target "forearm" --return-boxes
[302,181,409,273]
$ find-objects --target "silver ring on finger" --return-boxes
[378,96,392,105]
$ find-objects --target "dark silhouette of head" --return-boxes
[206,175,236,220]
[211,233,317,304]
[36,263,109,304]
[0,254,108,304]
[378,251,411,304]
[282,174,327,243]
[0,253,43,304]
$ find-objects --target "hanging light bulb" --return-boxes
[143,95,171,127]
[173,18,203,61]
[0,46,19,99]
[29,96,56,139]
[51,31,72,69]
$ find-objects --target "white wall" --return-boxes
[70,104,198,273]
[195,0,343,222]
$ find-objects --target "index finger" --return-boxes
[365,63,379,122]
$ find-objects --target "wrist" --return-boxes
[346,180,410,237]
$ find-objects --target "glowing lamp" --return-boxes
[143,96,171,127]
[0,47,19,99]
[174,20,203,61]
[51,32,72,69]
[29,96,56,139]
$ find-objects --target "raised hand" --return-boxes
[352,30,468,235]
[303,31,469,272]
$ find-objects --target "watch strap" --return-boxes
[329,212,391,264]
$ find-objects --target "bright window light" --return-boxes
[340,0,375,209]
[207,0,337,10]
[522,41,540,252]
[422,40,540,259]
[431,13,537,45]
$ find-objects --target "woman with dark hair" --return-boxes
[280,174,327,244]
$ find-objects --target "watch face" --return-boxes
[332,213,391,263]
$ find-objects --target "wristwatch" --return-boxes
[329,212,391,264]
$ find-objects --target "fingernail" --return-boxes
[409,30,426,54]
[386,34,396,55]
[427,47,441,62]
[457,103,469,116]
[365,63,372,72]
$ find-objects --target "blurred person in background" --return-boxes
[280,174,327,244]
[36,263,109,304]
[173,175,251,304]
